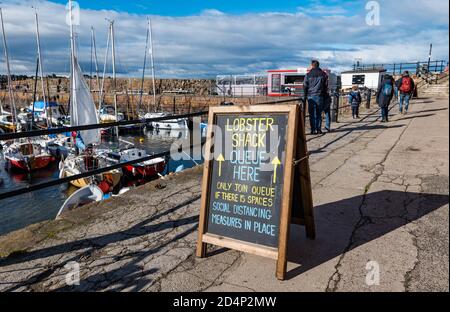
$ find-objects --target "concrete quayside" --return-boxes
[0,96,448,292]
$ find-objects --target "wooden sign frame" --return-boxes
[197,104,314,280]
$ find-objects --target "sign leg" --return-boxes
[276,258,287,280]
[196,242,207,258]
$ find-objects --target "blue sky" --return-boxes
[48,0,359,16]
[0,0,448,78]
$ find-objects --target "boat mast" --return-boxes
[89,28,93,92]
[0,8,17,130]
[31,56,39,129]
[149,18,157,113]
[34,11,50,128]
[139,19,149,113]
[99,24,111,111]
[91,27,100,106]
[69,0,77,127]
[110,20,119,137]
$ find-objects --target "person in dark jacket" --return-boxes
[364,87,372,108]
[395,71,415,115]
[377,75,395,122]
[303,60,328,134]
[348,85,362,119]
[323,91,332,132]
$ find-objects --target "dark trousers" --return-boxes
[308,96,323,132]
[351,106,359,117]
[381,107,389,121]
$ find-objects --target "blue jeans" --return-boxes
[308,96,323,132]
[324,107,331,130]
[351,106,359,117]
[399,93,411,112]
[380,107,389,121]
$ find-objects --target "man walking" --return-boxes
[396,71,415,115]
[303,60,328,134]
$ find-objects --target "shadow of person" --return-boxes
[286,190,448,279]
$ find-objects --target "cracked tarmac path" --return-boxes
[0,97,448,292]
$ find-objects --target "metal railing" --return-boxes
[0,97,377,201]
[0,111,207,141]
[0,111,209,201]
[353,60,448,76]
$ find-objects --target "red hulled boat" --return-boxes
[4,142,55,172]
[119,148,166,178]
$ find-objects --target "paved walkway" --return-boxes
[0,97,448,292]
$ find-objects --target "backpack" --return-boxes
[399,77,413,93]
[383,83,393,96]
[350,91,361,104]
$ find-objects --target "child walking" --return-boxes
[348,85,362,119]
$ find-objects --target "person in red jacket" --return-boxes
[395,71,415,115]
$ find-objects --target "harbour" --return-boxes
[0,0,448,297]
[0,129,201,235]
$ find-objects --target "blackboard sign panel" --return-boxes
[206,114,288,248]
[197,104,311,280]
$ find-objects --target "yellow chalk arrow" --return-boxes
[272,156,281,183]
[216,154,225,177]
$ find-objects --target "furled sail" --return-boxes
[70,57,100,146]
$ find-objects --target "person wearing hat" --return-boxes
[395,71,415,115]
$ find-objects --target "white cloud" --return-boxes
[201,9,226,16]
[0,0,448,78]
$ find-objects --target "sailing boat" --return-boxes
[59,4,121,189]
[0,110,16,133]
[2,9,55,172]
[107,147,166,179]
[139,19,188,131]
[98,21,124,133]
[0,8,17,133]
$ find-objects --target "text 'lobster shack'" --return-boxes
[267,68,339,97]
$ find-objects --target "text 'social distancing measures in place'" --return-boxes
[207,114,287,247]
[197,105,315,280]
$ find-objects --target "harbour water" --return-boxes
[0,129,202,236]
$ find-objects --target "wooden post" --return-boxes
[196,109,215,258]
[276,105,299,280]
[296,107,316,239]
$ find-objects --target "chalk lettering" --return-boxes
[225,117,275,132]
[233,165,260,182]
[211,213,242,229]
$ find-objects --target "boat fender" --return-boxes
[58,161,65,179]
[97,181,111,194]
[175,165,184,173]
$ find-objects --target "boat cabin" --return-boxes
[18,143,39,156]
[28,101,66,120]
[99,106,125,122]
